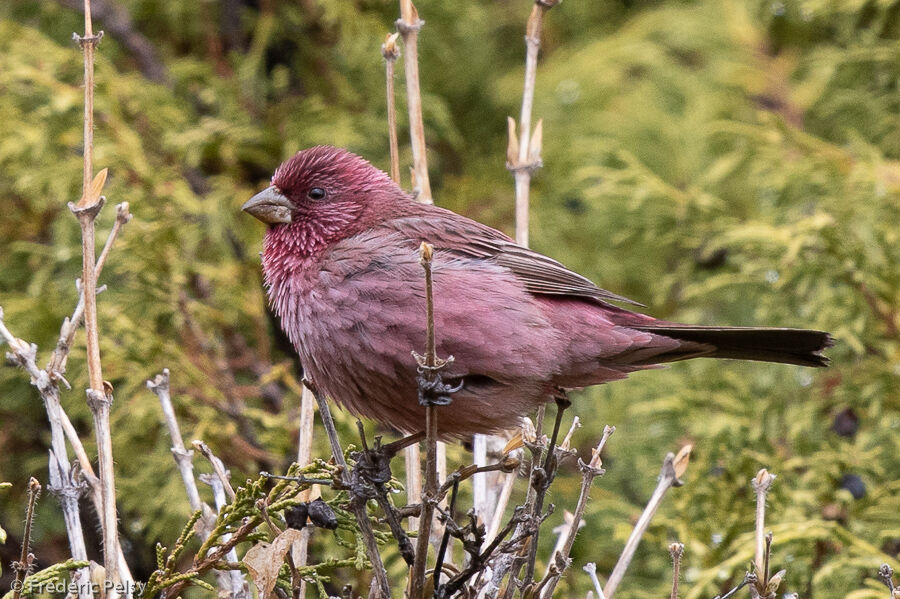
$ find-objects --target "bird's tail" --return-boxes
[630,324,834,367]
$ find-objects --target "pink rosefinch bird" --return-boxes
[243,146,832,438]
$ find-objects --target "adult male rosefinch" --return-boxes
[243,146,832,437]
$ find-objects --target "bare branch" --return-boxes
[148,370,206,513]
[12,479,41,599]
[669,542,684,599]
[70,1,122,587]
[507,0,559,247]
[0,314,94,599]
[583,563,606,599]
[382,33,402,185]
[540,425,615,599]
[47,201,131,382]
[603,444,692,598]
[302,379,392,598]
[751,469,775,579]
[397,0,432,203]
[193,440,236,502]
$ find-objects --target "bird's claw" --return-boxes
[416,368,463,407]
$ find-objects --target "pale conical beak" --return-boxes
[241,186,293,224]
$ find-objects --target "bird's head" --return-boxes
[242,146,404,253]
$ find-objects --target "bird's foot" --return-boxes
[415,365,463,407]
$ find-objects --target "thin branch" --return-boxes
[485,461,517,545]
[603,444,692,598]
[302,379,392,599]
[294,384,317,599]
[198,475,251,599]
[522,398,570,585]
[431,476,459,592]
[12,479,41,599]
[55,0,168,83]
[46,201,131,379]
[540,425,615,599]
[583,563,606,599]
[404,444,422,531]
[669,542,684,599]
[507,0,559,247]
[397,0,432,203]
[751,469,775,581]
[0,315,94,599]
[47,451,93,599]
[193,440,236,502]
[147,370,248,599]
[148,370,206,514]
[877,564,896,596]
[713,573,755,599]
[411,241,440,599]
[71,0,120,586]
[382,33,401,185]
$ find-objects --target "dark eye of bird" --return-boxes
[308,187,326,200]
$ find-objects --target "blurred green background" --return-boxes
[0,0,897,597]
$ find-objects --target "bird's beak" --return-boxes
[242,186,293,224]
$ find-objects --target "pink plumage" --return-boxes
[243,146,832,438]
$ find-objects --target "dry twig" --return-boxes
[0,315,94,599]
[751,469,775,579]
[539,425,615,598]
[603,444,692,598]
[397,0,431,202]
[382,33,402,185]
[11,479,41,599]
[669,542,684,599]
[293,384,318,598]
[507,0,559,247]
[69,0,122,587]
[302,379,392,598]
[147,370,249,598]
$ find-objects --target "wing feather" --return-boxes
[377,207,642,307]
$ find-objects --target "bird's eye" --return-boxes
[307,187,326,200]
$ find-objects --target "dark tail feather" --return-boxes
[632,324,834,367]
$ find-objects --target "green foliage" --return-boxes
[0,559,90,599]
[0,0,897,597]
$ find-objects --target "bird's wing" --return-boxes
[378,207,642,307]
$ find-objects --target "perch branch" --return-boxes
[410,241,441,599]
